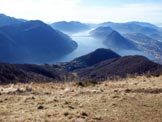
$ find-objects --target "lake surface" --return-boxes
[51,30,153,63]
[55,30,107,62]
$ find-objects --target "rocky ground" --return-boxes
[0,75,162,122]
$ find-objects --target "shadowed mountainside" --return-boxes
[90,27,138,51]
[58,48,121,71]
[0,20,77,63]
[77,55,162,81]
[0,13,25,27]
[0,63,73,84]
[103,31,138,50]
[0,63,27,84]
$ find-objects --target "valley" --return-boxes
[56,30,107,62]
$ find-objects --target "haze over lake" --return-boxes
[54,29,107,63]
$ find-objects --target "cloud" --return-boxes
[72,3,162,23]
[0,0,162,23]
[0,0,81,21]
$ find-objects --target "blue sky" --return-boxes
[0,0,162,24]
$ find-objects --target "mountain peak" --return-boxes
[95,26,113,32]
[74,48,121,62]
[21,20,47,27]
[90,26,114,39]
[108,31,123,39]
[62,48,121,71]
[104,31,137,50]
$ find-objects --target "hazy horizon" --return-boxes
[0,0,162,24]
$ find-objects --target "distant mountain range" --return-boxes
[0,48,161,83]
[91,24,162,64]
[51,21,90,34]
[124,33,162,62]
[1,13,162,65]
[0,19,77,63]
[99,21,162,41]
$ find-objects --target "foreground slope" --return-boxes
[0,75,162,122]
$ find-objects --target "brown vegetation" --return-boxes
[0,75,162,122]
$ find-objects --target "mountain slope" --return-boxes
[0,63,73,84]
[0,13,25,27]
[0,32,19,62]
[124,33,162,63]
[0,63,27,84]
[0,20,78,63]
[77,55,162,81]
[103,31,138,50]
[90,27,113,39]
[58,48,121,71]
[100,21,162,41]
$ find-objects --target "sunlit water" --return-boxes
[55,30,107,62]
[51,30,153,63]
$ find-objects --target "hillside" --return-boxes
[90,27,138,51]
[99,21,162,41]
[60,48,121,71]
[90,26,113,39]
[0,63,27,84]
[0,20,77,63]
[0,13,25,27]
[103,31,138,50]
[0,63,74,84]
[77,55,162,81]
[0,75,162,122]
[124,33,162,63]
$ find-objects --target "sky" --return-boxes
[0,0,162,24]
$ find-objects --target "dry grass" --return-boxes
[0,75,162,122]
